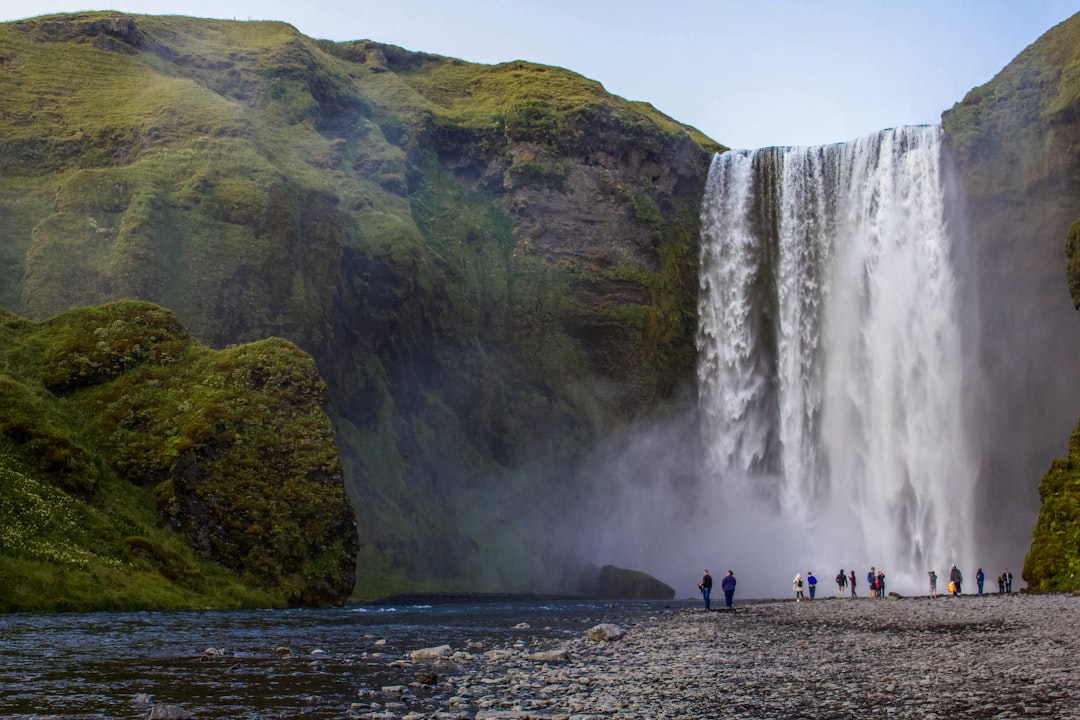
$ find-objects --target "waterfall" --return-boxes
[697,126,975,592]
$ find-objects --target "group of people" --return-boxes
[698,565,1016,609]
[828,567,887,599]
[793,571,818,600]
[698,569,736,609]
[930,566,1014,597]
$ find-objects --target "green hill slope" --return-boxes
[0,300,356,611]
[0,12,717,599]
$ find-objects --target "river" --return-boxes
[0,597,685,718]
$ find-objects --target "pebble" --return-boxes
[347,594,1080,719]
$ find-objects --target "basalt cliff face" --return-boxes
[0,12,717,602]
[942,12,1080,591]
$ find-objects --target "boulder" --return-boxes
[586,623,626,641]
[579,563,676,600]
[410,645,452,661]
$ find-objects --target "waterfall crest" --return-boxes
[697,127,975,590]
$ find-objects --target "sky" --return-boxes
[4,1,1079,149]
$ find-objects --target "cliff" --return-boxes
[942,11,1080,591]
[0,12,718,600]
[0,301,357,611]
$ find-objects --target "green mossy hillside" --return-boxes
[0,11,718,600]
[1024,423,1080,591]
[0,300,357,611]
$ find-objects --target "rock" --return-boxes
[586,623,626,641]
[527,648,570,662]
[146,706,192,720]
[579,564,676,600]
[410,644,452,661]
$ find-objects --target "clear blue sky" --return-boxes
[6,1,1079,149]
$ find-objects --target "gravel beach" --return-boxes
[351,593,1080,719]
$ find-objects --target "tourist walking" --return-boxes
[849,569,857,598]
[699,569,713,610]
[1003,568,1013,593]
[949,564,963,596]
[929,570,938,598]
[807,571,817,600]
[976,568,985,595]
[722,570,736,608]
[836,569,848,598]
[793,573,804,601]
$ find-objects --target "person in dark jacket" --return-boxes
[721,570,736,608]
[976,568,985,595]
[699,569,713,609]
[949,564,963,596]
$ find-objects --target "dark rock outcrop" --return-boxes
[579,564,676,600]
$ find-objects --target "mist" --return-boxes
[565,127,990,600]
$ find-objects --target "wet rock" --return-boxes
[146,705,192,720]
[410,644,452,661]
[585,623,625,641]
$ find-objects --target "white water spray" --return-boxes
[698,127,976,594]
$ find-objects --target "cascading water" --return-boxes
[697,126,976,593]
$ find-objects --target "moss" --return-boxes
[1066,217,1080,309]
[1024,421,1080,592]
[0,11,716,602]
[0,300,356,611]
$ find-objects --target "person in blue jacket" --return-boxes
[976,568,985,595]
[806,571,817,600]
[721,570,736,608]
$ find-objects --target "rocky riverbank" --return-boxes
[347,593,1080,719]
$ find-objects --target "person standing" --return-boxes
[976,568,985,595]
[721,570,736,608]
[867,567,876,600]
[836,569,848,598]
[699,569,713,610]
[807,571,817,600]
[949,564,963,596]
[997,574,1005,594]
[793,573,804,601]
[1003,568,1013,593]
[929,570,938,598]
[877,569,886,598]
[849,570,857,598]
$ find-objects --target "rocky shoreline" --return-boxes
[346,593,1080,719]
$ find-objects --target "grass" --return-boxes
[0,300,357,611]
[0,10,718,603]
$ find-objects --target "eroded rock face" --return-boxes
[0,13,715,597]
[942,11,1080,590]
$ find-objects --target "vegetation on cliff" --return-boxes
[0,300,357,611]
[943,11,1080,591]
[0,12,718,600]
[1024,425,1080,591]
